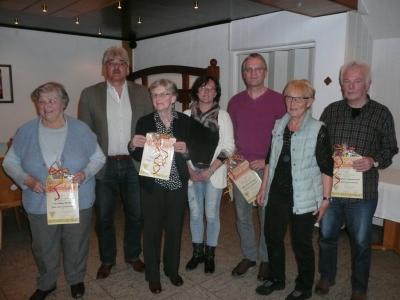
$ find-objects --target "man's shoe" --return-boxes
[126,259,145,273]
[314,279,331,295]
[351,291,367,300]
[231,259,256,277]
[149,282,162,294]
[257,262,270,281]
[70,282,85,299]
[29,287,56,300]
[256,279,285,295]
[286,289,312,300]
[96,264,113,279]
[169,274,184,286]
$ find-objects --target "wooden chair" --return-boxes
[127,59,219,111]
[0,157,22,249]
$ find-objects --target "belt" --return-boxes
[107,155,131,160]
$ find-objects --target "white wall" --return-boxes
[135,12,348,118]
[0,27,119,142]
[230,12,348,118]
[346,11,372,64]
[134,24,230,108]
[371,38,400,168]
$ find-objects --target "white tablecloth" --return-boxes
[375,168,400,222]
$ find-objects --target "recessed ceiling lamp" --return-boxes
[98,27,102,35]
[14,17,19,25]
[75,17,80,25]
[194,0,199,9]
[42,3,48,13]
[137,16,142,24]
[117,1,122,10]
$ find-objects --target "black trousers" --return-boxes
[265,188,316,292]
[141,184,187,282]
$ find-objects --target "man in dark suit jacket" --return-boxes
[78,46,153,279]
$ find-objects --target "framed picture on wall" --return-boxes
[0,65,14,103]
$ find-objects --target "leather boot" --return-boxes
[204,245,215,273]
[185,243,204,270]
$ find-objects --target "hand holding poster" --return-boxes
[228,159,261,204]
[332,144,363,199]
[139,133,176,180]
[46,167,79,225]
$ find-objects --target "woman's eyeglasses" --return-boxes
[151,92,171,99]
[284,96,311,103]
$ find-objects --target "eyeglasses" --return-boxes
[106,61,127,68]
[284,96,311,103]
[244,67,265,73]
[151,92,171,99]
[199,86,216,92]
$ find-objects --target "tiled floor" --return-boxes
[1,199,400,300]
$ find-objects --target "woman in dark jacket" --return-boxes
[129,79,191,294]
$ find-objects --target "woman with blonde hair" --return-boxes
[255,80,333,300]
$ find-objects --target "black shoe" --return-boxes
[149,281,162,294]
[169,274,184,286]
[256,279,285,295]
[286,289,312,300]
[29,287,56,300]
[71,282,85,299]
[204,245,215,274]
[186,243,204,270]
[231,259,256,277]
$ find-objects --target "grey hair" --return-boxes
[149,79,178,96]
[31,82,69,108]
[102,46,129,65]
[339,61,371,84]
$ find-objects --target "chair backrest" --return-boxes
[0,158,22,209]
[127,59,219,111]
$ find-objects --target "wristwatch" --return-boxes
[323,196,332,203]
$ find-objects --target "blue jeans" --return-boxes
[188,181,223,247]
[233,170,268,262]
[318,198,377,293]
[95,159,142,264]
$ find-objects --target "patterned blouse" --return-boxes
[154,111,183,190]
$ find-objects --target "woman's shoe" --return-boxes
[186,243,204,270]
[204,245,215,273]
[285,289,312,300]
[149,282,162,294]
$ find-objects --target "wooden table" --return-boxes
[373,168,400,254]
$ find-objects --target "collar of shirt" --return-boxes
[106,81,127,103]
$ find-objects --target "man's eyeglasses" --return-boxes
[284,96,311,103]
[151,92,171,99]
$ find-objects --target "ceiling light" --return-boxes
[194,1,199,9]
[98,27,102,35]
[14,17,19,25]
[42,3,48,13]
[75,17,79,25]
[117,1,122,10]
[137,16,142,24]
